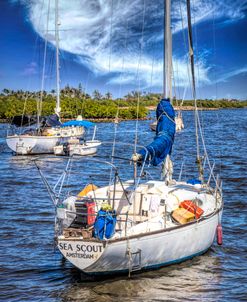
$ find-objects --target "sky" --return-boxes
[0,0,247,99]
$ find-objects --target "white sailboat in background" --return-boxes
[6,0,85,155]
[150,113,184,132]
[35,0,223,276]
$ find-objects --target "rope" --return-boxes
[134,0,146,154]
[178,0,191,104]
[157,109,175,125]
[108,13,130,186]
[186,0,202,180]
[149,3,159,93]
[38,0,51,128]
[187,0,218,186]
[18,0,46,130]
[108,0,113,72]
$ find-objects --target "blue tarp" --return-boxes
[61,120,95,128]
[93,210,117,240]
[139,98,176,166]
[45,114,62,127]
[187,179,201,185]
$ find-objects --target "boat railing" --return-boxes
[57,205,138,239]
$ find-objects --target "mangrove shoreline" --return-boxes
[0,88,246,123]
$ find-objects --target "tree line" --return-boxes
[0,86,246,120]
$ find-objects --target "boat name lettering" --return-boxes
[58,243,73,251]
[76,244,103,253]
[66,252,95,259]
[59,243,103,253]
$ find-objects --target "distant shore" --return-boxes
[1,106,246,124]
[1,88,246,123]
[148,106,220,111]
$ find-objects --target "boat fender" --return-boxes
[216,224,223,245]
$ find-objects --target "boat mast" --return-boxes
[164,0,172,102]
[55,0,61,118]
[186,0,203,180]
[162,0,173,184]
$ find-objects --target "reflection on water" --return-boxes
[61,252,223,302]
[0,110,247,301]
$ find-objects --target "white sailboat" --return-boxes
[6,0,84,155]
[150,113,184,132]
[36,0,223,276]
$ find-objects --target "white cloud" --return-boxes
[24,0,246,88]
[216,66,247,83]
[172,0,247,33]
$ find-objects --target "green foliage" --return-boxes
[0,88,246,121]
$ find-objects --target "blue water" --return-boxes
[0,109,246,301]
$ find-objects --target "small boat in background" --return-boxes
[54,139,101,156]
[175,112,184,131]
[150,112,184,132]
[53,120,101,156]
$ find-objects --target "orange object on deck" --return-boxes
[179,200,204,219]
[77,184,98,197]
[172,208,195,224]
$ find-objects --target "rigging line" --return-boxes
[212,1,222,178]
[65,158,74,195]
[108,0,113,72]
[186,0,200,167]
[48,49,55,93]
[195,2,219,185]
[134,0,146,154]
[149,43,155,93]
[109,18,130,186]
[149,2,159,94]
[212,2,218,100]
[197,105,217,185]
[174,56,181,102]
[192,0,206,152]
[171,62,178,106]
[181,85,187,106]
[191,0,200,98]
[59,48,72,117]
[186,0,196,100]
[38,0,51,128]
[55,0,61,118]
[191,0,205,149]
[191,0,203,125]
[178,0,192,103]
[81,71,91,116]
[20,0,46,129]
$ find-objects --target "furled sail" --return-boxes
[139,98,175,166]
[11,115,37,127]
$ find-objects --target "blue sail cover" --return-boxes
[139,98,176,166]
[45,114,62,127]
[61,120,94,128]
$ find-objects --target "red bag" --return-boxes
[179,200,204,219]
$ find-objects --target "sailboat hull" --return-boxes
[6,126,85,154]
[7,135,70,155]
[58,209,222,275]
[69,141,102,156]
